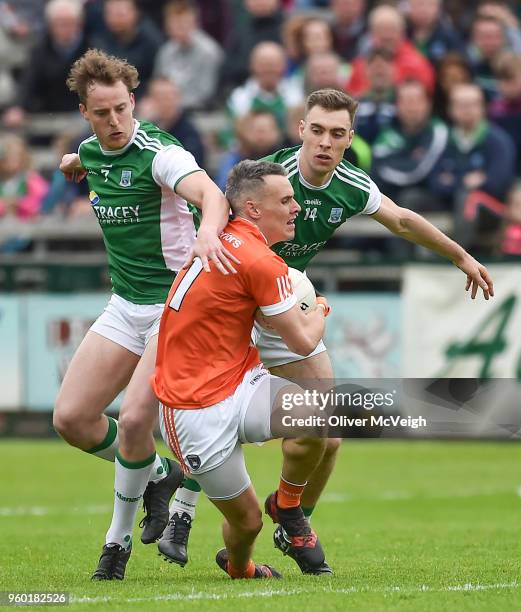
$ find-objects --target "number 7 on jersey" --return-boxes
[169,258,204,311]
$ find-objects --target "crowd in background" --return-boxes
[1,0,521,258]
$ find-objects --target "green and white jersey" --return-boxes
[79,119,201,304]
[264,146,382,270]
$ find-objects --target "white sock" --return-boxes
[148,454,169,483]
[169,486,200,520]
[92,439,119,462]
[105,452,155,549]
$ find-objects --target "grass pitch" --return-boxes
[0,438,520,611]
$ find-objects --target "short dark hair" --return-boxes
[305,88,359,124]
[226,160,287,214]
[67,48,139,105]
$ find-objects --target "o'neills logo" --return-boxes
[220,231,242,248]
[93,204,140,225]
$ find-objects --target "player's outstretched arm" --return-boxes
[371,194,494,300]
[176,172,240,275]
[59,153,87,183]
[262,303,327,356]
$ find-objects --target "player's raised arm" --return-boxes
[371,194,494,300]
[176,171,240,275]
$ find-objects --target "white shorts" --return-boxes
[90,294,164,356]
[158,364,292,500]
[253,322,327,368]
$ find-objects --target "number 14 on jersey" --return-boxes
[304,207,317,221]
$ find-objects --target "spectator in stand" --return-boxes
[347,4,435,97]
[283,15,335,76]
[90,0,161,97]
[40,131,90,218]
[430,83,516,210]
[407,0,463,65]
[0,23,18,108]
[0,0,46,58]
[489,51,521,170]
[0,134,48,252]
[215,110,283,191]
[478,1,521,55]
[458,176,521,257]
[355,48,396,144]
[133,1,233,46]
[303,52,348,96]
[499,181,521,256]
[0,134,48,220]
[372,80,448,209]
[466,15,508,100]
[138,77,205,168]
[226,41,303,138]
[331,0,367,62]
[153,0,223,110]
[0,1,45,38]
[2,0,89,128]
[432,52,473,121]
[221,0,285,89]
[0,0,44,99]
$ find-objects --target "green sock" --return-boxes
[302,505,315,518]
[85,416,118,461]
[182,477,201,492]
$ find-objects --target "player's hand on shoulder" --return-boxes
[183,226,240,275]
[60,153,86,183]
[455,252,494,300]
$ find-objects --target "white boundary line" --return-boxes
[1,486,519,517]
[71,582,520,605]
[0,505,112,517]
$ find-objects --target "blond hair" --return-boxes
[66,49,140,105]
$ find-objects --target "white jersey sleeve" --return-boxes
[361,178,382,215]
[152,144,203,192]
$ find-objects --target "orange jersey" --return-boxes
[152,217,296,409]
